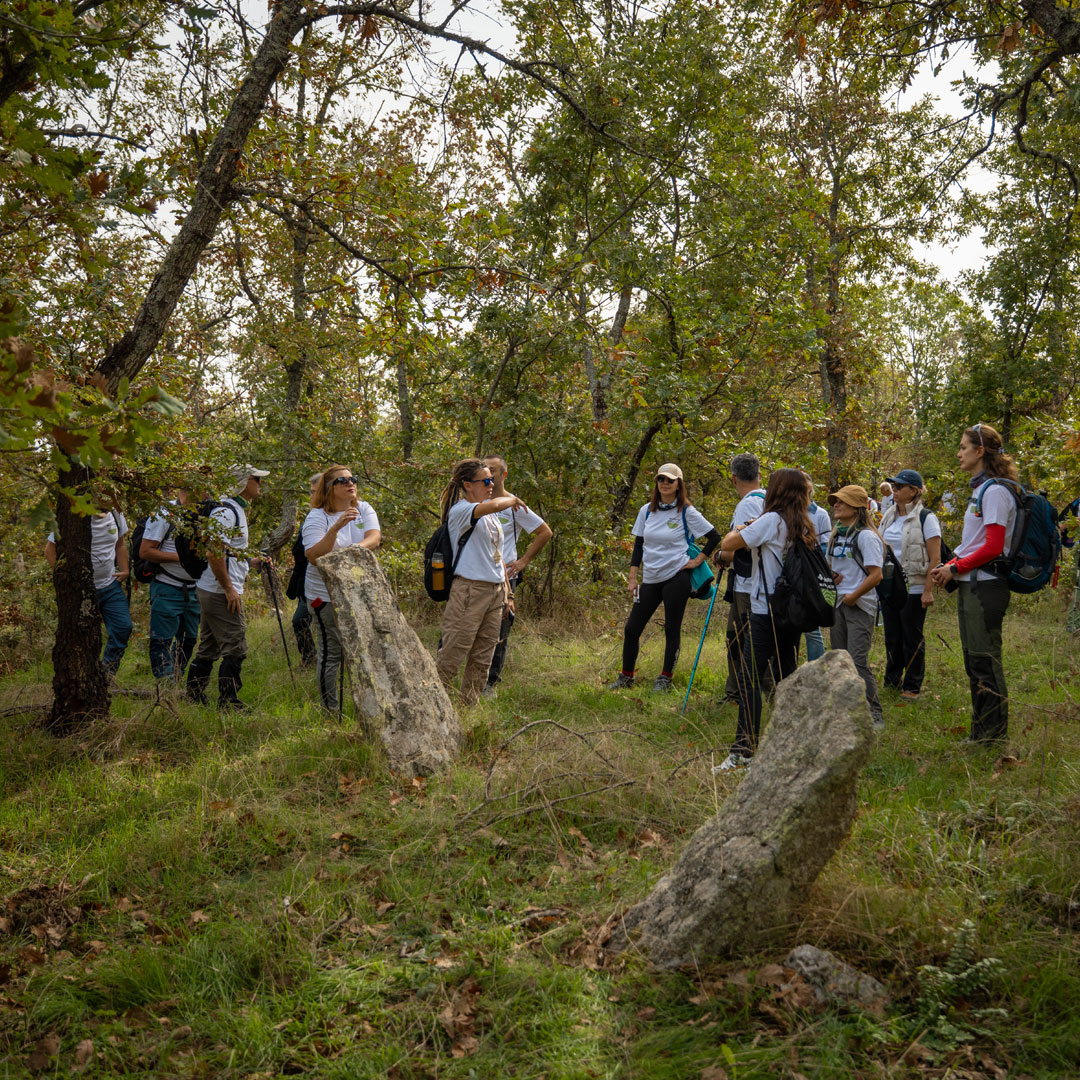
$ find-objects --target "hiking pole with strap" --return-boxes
[682,570,721,715]
[261,559,295,684]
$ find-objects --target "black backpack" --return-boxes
[129,515,160,585]
[762,538,836,635]
[974,479,1061,594]
[173,499,241,580]
[285,530,308,601]
[845,527,908,611]
[423,516,476,602]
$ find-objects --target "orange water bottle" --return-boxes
[431,552,445,592]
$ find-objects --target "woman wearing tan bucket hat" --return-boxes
[827,484,885,729]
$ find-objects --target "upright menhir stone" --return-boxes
[608,650,873,968]
[317,546,461,776]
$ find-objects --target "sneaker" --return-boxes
[899,691,919,703]
[873,716,885,731]
[653,674,673,692]
[608,673,635,690]
[481,683,497,700]
[712,752,752,773]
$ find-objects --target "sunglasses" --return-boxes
[471,476,494,487]
[331,475,358,486]
[657,475,678,484]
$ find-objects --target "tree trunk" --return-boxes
[608,420,664,528]
[48,0,311,732]
[49,461,109,733]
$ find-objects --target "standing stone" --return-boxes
[317,546,461,776]
[608,650,873,968]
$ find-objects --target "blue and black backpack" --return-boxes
[974,479,1061,594]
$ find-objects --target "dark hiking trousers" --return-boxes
[621,569,692,675]
[957,578,1010,742]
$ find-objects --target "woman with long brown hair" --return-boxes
[436,459,524,705]
[718,467,817,768]
[609,463,720,692]
[930,423,1020,743]
[303,465,382,711]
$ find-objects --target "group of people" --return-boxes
[610,423,1022,769]
[45,425,1025,749]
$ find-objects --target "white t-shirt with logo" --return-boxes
[957,479,1019,583]
[631,504,715,586]
[195,498,249,595]
[302,502,381,604]
[48,512,128,590]
[447,499,505,584]
[492,504,545,567]
[882,508,941,595]
[829,528,883,616]
[143,503,196,587]
[729,490,766,596]
[736,511,789,616]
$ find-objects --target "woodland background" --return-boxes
[4,0,1080,669]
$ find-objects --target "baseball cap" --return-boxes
[656,463,684,482]
[885,468,924,489]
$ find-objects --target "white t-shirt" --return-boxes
[957,479,1019,583]
[829,528,883,616]
[195,499,249,595]
[809,502,832,551]
[631,503,715,586]
[738,511,789,616]
[882,508,941,595]
[447,499,505,584]
[729,490,766,596]
[302,502,381,604]
[492,504,546,567]
[143,503,196,587]
[48,512,128,590]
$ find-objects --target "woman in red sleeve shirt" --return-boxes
[930,424,1019,743]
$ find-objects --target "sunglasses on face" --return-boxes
[471,476,494,487]
[657,476,677,484]
[331,476,358,487]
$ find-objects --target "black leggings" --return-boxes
[621,570,692,675]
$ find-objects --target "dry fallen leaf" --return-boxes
[189,910,211,925]
[73,1038,94,1069]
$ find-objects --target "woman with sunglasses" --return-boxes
[303,465,382,710]
[610,463,720,692]
[436,458,525,705]
[930,423,1019,743]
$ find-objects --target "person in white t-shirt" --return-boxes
[879,482,895,517]
[718,468,819,768]
[718,453,767,704]
[140,488,200,682]
[930,423,1020,743]
[879,468,942,701]
[827,485,884,729]
[303,465,382,711]
[481,455,552,697]
[45,510,132,675]
[186,465,270,710]
[610,463,720,694]
[435,459,524,706]
[804,474,833,663]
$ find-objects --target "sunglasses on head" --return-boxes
[331,475,358,486]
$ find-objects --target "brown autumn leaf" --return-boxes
[0,916,11,934]
[50,427,87,454]
[439,975,482,1057]
[756,963,790,988]
[73,1038,94,1070]
[27,1032,60,1071]
[18,946,46,965]
[87,172,109,197]
[189,910,210,926]
[208,799,233,812]
[701,1067,729,1080]
[1,337,35,372]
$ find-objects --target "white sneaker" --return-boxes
[480,684,497,700]
[712,753,752,774]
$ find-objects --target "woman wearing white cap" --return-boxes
[880,468,942,701]
[610,464,720,692]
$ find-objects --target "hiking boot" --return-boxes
[480,683,497,700]
[186,657,213,705]
[899,690,920,703]
[608,672,635,690]
[652,674,673,692]
[218,656,246,711]
[712,752,752,773]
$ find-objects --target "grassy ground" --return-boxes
[0,588,1077,1078]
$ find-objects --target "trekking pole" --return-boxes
[682,571,721,715]
[261,559,295,684]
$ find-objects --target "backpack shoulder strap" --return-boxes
[449,507,477,573]
[681,507,691,545]
[974,477,1021,516]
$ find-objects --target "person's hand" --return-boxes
[682,554,705,571]
[842,593,858,608]
[627,571,638,594]
[225,585,242,613]
[506,558,526,577]
[114,569,129,583]
[922,590,935,608]
[832,571,842,585]
[333,507,359,530]
[929,563,952,586]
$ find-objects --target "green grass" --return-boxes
[0,590,1078,1077]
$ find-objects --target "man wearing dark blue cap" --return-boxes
[879,469,943,701]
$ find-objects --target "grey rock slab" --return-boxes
[608,650,873,968]
[783,944,889,1007]
[317,545,461,776]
